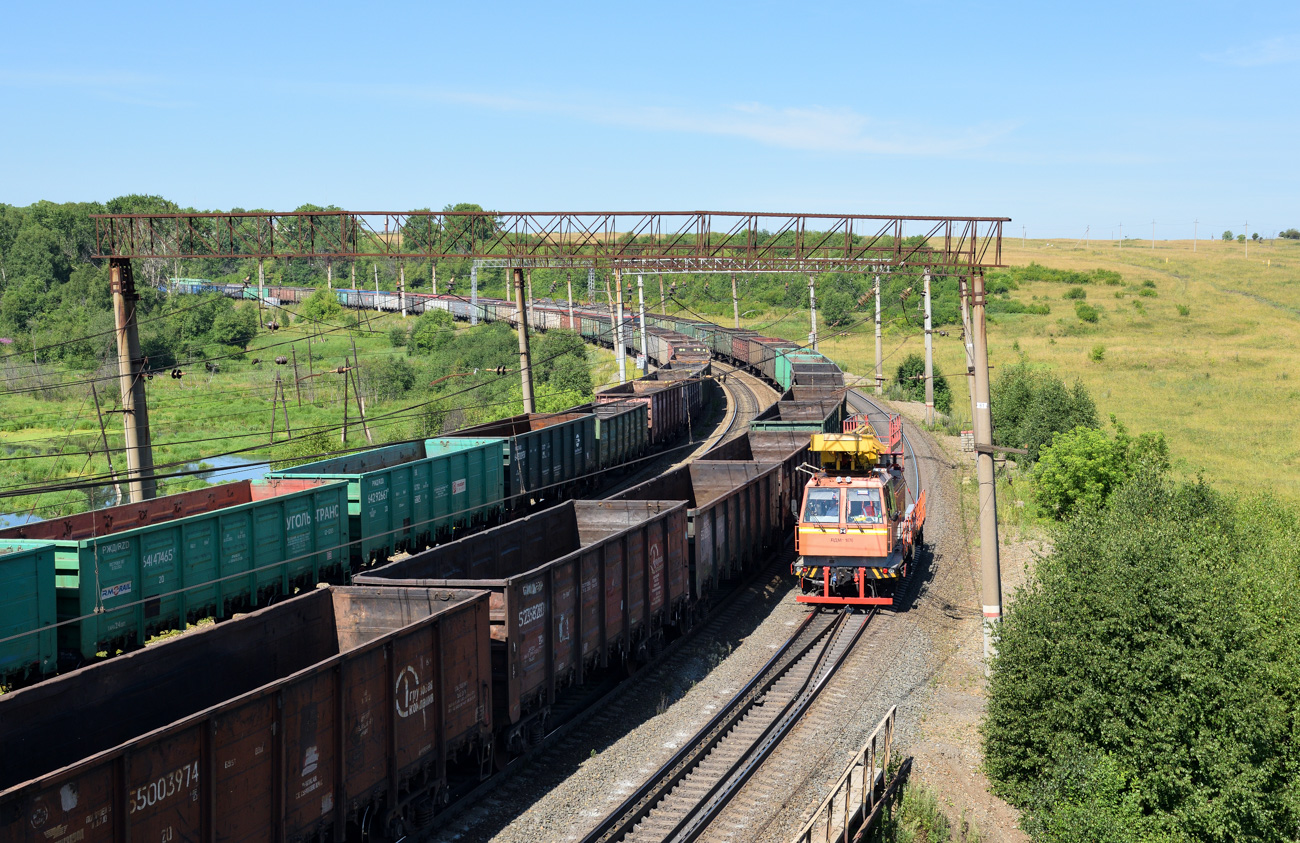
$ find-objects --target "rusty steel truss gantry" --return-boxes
[91,210,1007,273]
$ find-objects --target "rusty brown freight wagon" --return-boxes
[354,499,688,757]
[0,587,492,843]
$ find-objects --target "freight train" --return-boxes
[0,281,885,841]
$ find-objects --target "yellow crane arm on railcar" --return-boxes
[810,431,885,472]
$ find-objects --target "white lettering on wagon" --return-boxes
[315,504,339,522]
[395,666,435,718]
[100,582,132,601]
[366,489,389,505]
[128,761,199,815]
[142,548,174,570]
[518,603,546,626]
[286,511,312,530]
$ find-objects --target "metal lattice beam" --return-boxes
[91,211,1008,271]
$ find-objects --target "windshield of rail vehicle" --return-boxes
[847,488,885,525]
[802,488,842,524]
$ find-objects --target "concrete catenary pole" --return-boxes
[874,274,883,395]
[373,264,381,312]
[970,271,1003,671]
[513,267,535,413]
[398,261,406,318]
[110,259,156,502]
[923,270,934,426]
[731,273,740,329]
[960,276,977,423]
[637,274,648,370]
[567,274,575,328]
[470,265,479,326]
[808,274,819,351]
[614,267,628,383]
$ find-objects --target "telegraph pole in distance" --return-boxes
[513,267,536,413]
[874,274,883,395]
[807,274,818,351]
[110,258,156,502]
[637,274,648,372]
[614,268,628,383]
[923,269,934,426]
[969,271,1003,671]
[731,273,740,329]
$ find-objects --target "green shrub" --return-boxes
[299,287,342,323]
[1176,304,1190,317]
[387,325,409,347]
[407,308,455,355]
[991,361,1099,462]
[895,352,952,414]
[1141,280,1156,289]
[985,473,1300,842]
[1074,302,1099,323]
[1137,288,1156,298]
[1062,287,1086,300]
[1089,344,1105,363]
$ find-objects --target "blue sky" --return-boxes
[1,1,1296,236]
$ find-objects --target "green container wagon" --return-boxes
[448,412,598,507]
[0,540,57,685]
[268,438,506,569]
[0,478,349,662]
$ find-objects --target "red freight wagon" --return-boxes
[354,499,688,757]
[0,587,492,843]
[595,380,687,445]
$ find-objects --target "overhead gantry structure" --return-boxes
[90,208,1009,660]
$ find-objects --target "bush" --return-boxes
[894,352,952,414]
[299,287,342,323]
[1237,234,1247,243]
[407,308,455,355]
[985,473,1300,841]
[1280,228,1300,240]
[388,325,408,347]
[1137,288,1156,298]
[991,361,1099,462]
[1034,418,1168,518]
[1062,287,1086,300]
[1089,344,1105,363]
[1222,230,1234,241]
[1074,301,1099,323]
[362,356,417,401]
[1176,304,1190,317]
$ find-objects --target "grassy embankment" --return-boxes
[744,237,1300,504]
[0,308,616,520]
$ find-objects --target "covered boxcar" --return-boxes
[268,438,506,569]
[0,587,492,843]
[354,499,689,755]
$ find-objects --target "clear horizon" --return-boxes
[2,1,1296,239]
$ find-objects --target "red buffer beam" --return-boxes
[91,211,1008,271]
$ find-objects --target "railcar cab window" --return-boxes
[802,488,842,524]
[847,488,884,525]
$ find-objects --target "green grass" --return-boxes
[0,308,616,519]
[742,237,1300,504]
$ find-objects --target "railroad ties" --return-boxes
[583,609,872,843]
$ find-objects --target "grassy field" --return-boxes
[743,237,1300,503]
[0,309,616,521]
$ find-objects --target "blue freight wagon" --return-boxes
[268,438,506,569]
[446,412,598,508]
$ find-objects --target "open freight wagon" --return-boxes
[0,541,56,686]
[0,587,493,843]
[0,478,350,666]
[609,461,783,603]
[268,438,505,570]
[354,499,689,757]
[448,412,597,507]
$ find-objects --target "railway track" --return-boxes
[580,608,872,843]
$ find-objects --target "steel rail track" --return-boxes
[580,608,872,843]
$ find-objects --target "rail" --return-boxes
[788,706,907,843]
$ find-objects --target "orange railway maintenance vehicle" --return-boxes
[793,413,926,609]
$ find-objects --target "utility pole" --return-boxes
[398,261,406,318]
[351,263,356,288]
[587,267,595,304]
[90,381,124,507]
[1085,225,1089,249]
[637,274,648,371]
[350,338,371,443]
[731,273,740,329]
[373,264,381,312]
[526,269,533,328]
[110,258,156,502]
[874,274,883,395]
[923,270,934,426]
[659,274,666,311]
[341,364,349,444]
[614,268,628,383]
[470,265,479,325]
[969,271,1003,671]
[1245,220,1249,258]
[513,267,536,413]
[258,259,265,302]
[807,274,819,351]
[327,260,332,291]
[960,277,977,424]
[291,347,302,407]
[566,273,575,328]
[1119,223,1123,248]
[432,262,437,295]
